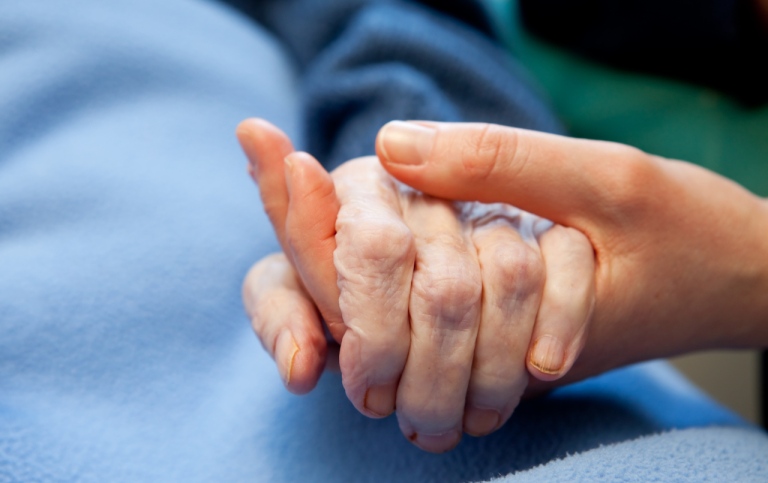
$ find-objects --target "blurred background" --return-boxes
[671,351,762,425]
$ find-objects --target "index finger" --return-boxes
[236,118,294,256]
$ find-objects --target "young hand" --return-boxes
[374,121,768,388]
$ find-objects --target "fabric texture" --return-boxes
[1,0,767,481]
[221,0,564,170]
[497,426,768,482]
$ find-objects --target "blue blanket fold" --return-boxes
[222,0,563,169]
[1,0,767,481]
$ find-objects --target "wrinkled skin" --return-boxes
[373,120,768,390]
[237,119,595,453]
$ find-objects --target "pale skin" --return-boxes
[237,119,596,453]
[240,118,768,453]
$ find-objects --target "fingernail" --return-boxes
[409,430,462,453]
[378,121,435,165]
[529,335,565,375]
[363,383,397,418]
[463,407,501,437]
[275,330,299,386]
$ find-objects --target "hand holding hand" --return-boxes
[237,119,596,452]
[375,121,768,387]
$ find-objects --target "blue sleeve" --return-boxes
[221,0,564,169]
[519,0,768,107]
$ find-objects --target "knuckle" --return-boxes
[242,254,289,306]
[415,259,482,325]
[400,398,458,428]
[554,224,588,244]
[561,226,594,257]
[543,225,594,259]
[599,144,662,218]
[483,242,544,296]
[241,253,299,346]
[337,216,415,269]
[471,365,528,402]
[295,170,335,206]
[460,124,520,183]
[434,274,482,307]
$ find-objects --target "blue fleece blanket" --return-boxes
[1,0,767,481]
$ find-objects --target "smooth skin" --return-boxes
[237,119,596,452]
[375,121,768,391]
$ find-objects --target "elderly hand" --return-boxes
[237,119,595,452]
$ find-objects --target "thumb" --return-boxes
[375,121,661,234]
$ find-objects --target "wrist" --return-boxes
[757,198,768,342]
[733,196,768,348]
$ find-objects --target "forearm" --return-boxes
[752,197,768,344]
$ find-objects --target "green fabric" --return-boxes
[482,0,768,196]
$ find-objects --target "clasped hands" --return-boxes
[237,119,768,453]
[237,120,595,453]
